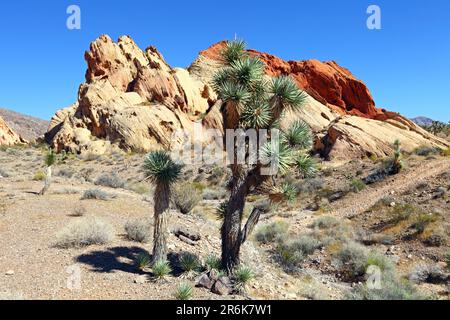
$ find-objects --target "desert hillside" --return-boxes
[0,108,49,141]
[0,144,448,300]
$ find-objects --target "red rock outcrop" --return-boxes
[200,42,381,119]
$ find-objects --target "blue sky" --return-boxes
[0,0,449,121]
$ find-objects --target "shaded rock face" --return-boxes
[0,116,26,146]
[46,36,450,159]
[0,108,48,142]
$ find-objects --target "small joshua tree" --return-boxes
[391,139,403,174]
[144,150,182,263]
[212,40,315,272]
[39,149,58,196]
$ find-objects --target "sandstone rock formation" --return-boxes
[0,115,26,146]
[46,36,449,159]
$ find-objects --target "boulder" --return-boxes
[0,116,26,146]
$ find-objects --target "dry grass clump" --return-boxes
[255,221,289,244]
[81,189,116,201]
[172,182,202,214]
[55,218,114,248]
[124,219,152,243]
[95,172,126,189]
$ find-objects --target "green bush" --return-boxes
[33,170,46,181]
[205,254,221,271]
[350,178,366,193]
[136,253,151,270]
[255,221,288,244]
[348,276,425,300]
[234,265,254,288]
[178,252,201,272]
[174,282,193,300]
[152,260,172,280]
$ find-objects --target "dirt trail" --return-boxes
[329,158,450,218]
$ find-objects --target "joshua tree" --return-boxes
[39,149,58,196]
[391,139,403,174]
[212,40,315,272]
[144,150,182,263]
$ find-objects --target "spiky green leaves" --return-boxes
[230,57,265,88]
[222,40,248,65]
[261,141,295,175]
[143,150,182,185]
[283,120,313,149]
[44,149,57,167]
[296,154,317,178]
[218,81,251,109]
[270,76,307,111]
[241,102,272,129]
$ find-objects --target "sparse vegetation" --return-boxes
[333,241,369,280]
[174,282,193,300]
[55,218,114,248]
[81,189,115,201]
[95,172,126,189]
[172,182,202,214]
[124,219,152,243]
[178,252,201,273]
[136,252,151,270]
[349,178,366,193]
[205,254,222,271]
[234,265,254,290]
[152,260,172,280]
[255,221,288,244]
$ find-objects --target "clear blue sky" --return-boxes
[0,0,449,121]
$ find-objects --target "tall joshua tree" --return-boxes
[39,149,57,196]
[212,40,315,272]
[144,150,182,263]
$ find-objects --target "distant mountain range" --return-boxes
[411,116,435,127]
[0,108,49,141]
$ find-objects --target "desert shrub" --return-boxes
[366,251,395,274]
[54,188,79,195]
[298,178,324,194]
[33,170,46,181]
[56,168,75,178]
[414,146,439,156]
[0,169,10,178]
[136,252,151,270]
[234,265,254,289]
[333,241,369,279]
[442,148,450,157]
[446,252,450,269]
[409,264,447,284]
[311,216,340,229]
[174,282,193,300]
[55,218,114,248]
[172,182,202,214]
[81,189,115,201]
[255,221,288,244]
[202,188,226,200]
[72,205,87,217]
[410,213,437,234]
[275,234,320,268]
[205,254,221,271]
[348,276,425,300]
[178,252,201,272]
[95,172,126,189]
[350,178,366,193]
[124,219,152,243]
[152,260,172,280]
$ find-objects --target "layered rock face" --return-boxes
[46,35,217,154]
[46,36,449,159]
[0,116,26,146]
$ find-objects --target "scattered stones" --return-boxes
[174,226,201,243]
[5,270,14,276]
[196,274,214,290]
[211,277,232,296]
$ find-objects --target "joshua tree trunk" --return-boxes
[152,182,170,263]
[39,166,52,196]
[221,171,248,272]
